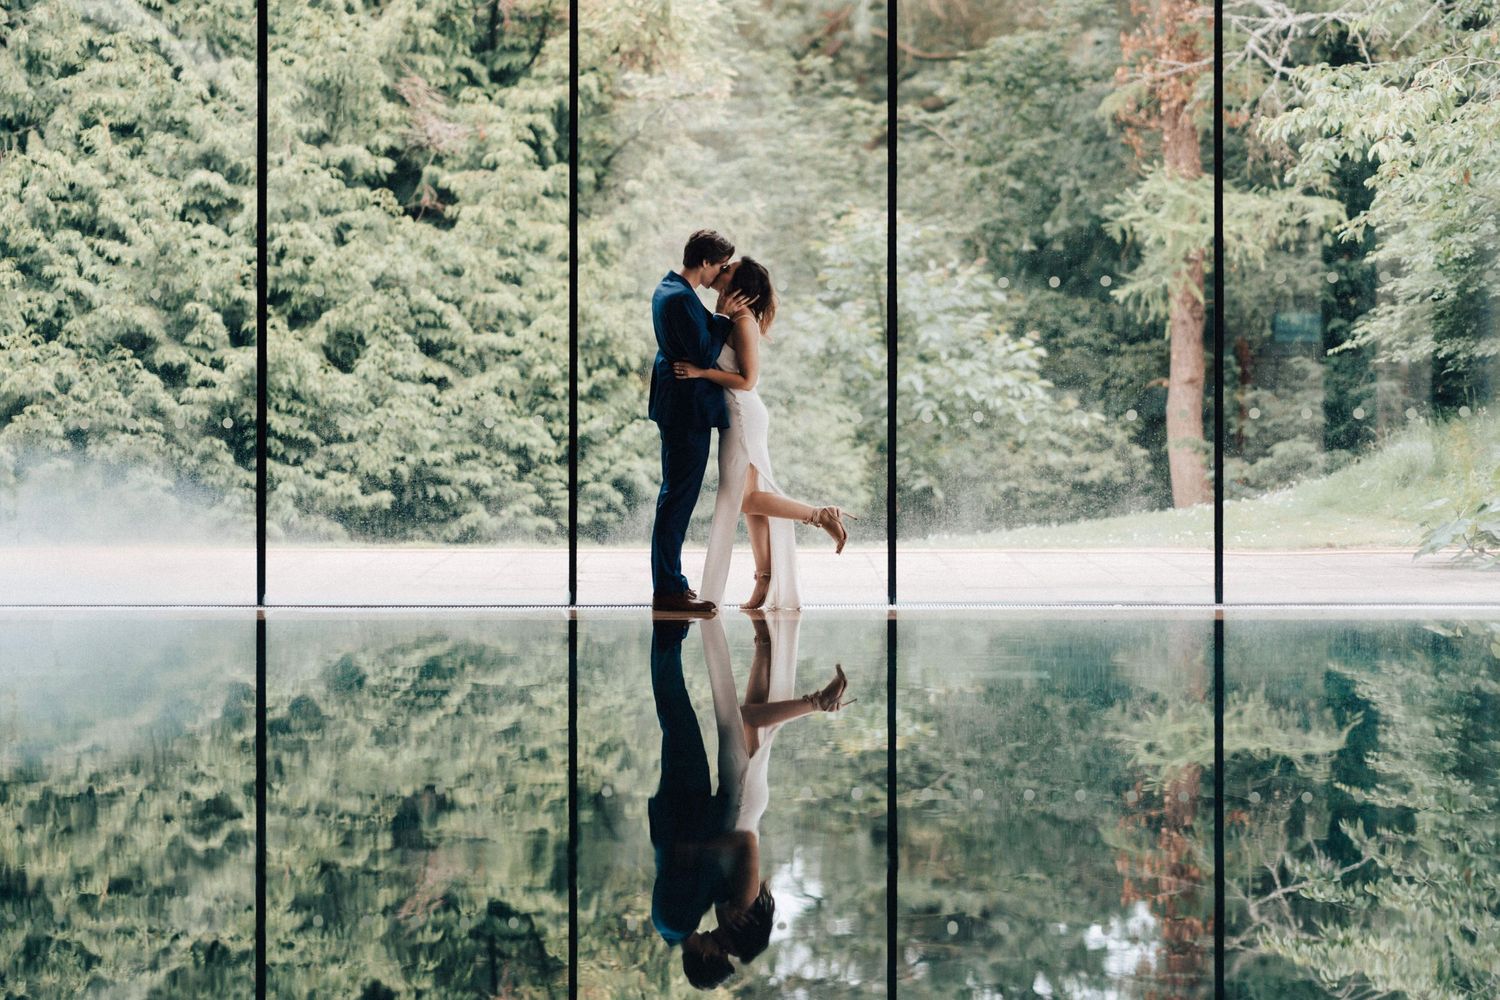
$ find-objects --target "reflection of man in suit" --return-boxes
[647,620,760,989]
[648,230,755,615]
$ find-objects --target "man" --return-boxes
[648,229,755,614]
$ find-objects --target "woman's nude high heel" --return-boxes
[801,663,855,712]
[804,506,857,554]
[740,570,772,611]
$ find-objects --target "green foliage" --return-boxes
[267,624,569,996]
[266,0,570,542]
[577,0,888,540]
[1417,415,1500,566]
[1239,621,1500,999]
[0,0,258,517]
[1259,1,1500,383]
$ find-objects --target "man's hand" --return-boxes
[714,288,758,319]
[672,361,705,380]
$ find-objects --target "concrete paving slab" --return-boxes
[1,545,1494,605]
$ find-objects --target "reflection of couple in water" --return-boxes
[648,612,853,989]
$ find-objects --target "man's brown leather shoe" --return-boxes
[652,590,717,615]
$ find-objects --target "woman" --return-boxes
[674,258,854,611]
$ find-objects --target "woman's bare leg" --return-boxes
[739,464,817,522]
[740,616,772,754]
[739,467,774,610]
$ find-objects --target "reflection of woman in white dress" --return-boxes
[673,258,854,611]
[689,614,851,981]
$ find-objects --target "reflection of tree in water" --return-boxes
[1228,621,1500,999]
[267,634,568,998]
[1110,621,1212,999]
[0,678,255,994]
[899,619,1213,996]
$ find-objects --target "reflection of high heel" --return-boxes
[801,663,855,712]
[804,506,857,554]
[740,570,771,611]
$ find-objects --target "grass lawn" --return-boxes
[906,412,1499,551]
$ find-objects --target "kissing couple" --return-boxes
[648,229,855,615]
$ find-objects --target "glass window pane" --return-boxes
[1224,4,1499,602]
[896,3,1215,603]
[578,1,889,607]
[1,1,257,603]
[266,0,570,605]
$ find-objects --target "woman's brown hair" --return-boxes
[728,257,778,335]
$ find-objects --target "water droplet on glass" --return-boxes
[1459,405,1472,418]
[971,788,984,801]
[1405,407,1418,420]
[1248,791,1261,804]
[1048,276,1061,288]
[972,411,984,423]
[1352,406,1366,420]
[1124,790,1138,803]
[1300,791,1313,804]
[508,916,520,929]
[921,412,933,424]
[1074,789,1086,802]
[483,417,495,428]
[1326,272,1339,283]
[851,787,864,801]
[1099,275,1112,287]
[1300,408,1313,420]
[997,276,1010,289]
[1124,409,1138,422]
[601,784,613,798]
[947,920,959,936]
[221,417,234,429]
[1248,407,1261,420]
[1177,791,1190,803]
[312,914,324,928]
[1023,788,1036,802]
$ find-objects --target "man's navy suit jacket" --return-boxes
[649,271,734,430]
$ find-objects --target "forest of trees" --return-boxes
[1,0,1493,554]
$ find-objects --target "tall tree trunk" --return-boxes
[1162,82,1210,508]
[1119,0,1213,508]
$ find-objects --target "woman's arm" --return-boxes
[673,315,760,390]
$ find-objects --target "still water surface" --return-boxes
[1,610,1494,998]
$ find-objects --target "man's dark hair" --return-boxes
[720,881,776,963]
[682,946,734,989]
[683,229,735,269]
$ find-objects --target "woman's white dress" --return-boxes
[698,340,801,611]
[700,614,802,837]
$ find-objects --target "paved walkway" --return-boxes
[0,545,1494,605]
